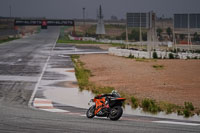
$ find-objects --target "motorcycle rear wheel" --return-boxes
[109,106,123,121]
[86,105,95,118]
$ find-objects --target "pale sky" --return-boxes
[0,0,200,19]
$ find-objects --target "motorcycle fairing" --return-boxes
[94,97,106,115]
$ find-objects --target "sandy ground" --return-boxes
[80,54,200,107]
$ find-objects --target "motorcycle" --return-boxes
[86,90,126,121]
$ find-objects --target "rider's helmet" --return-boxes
[111,90,121,97]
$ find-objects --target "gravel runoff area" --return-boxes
[80,54,200,108]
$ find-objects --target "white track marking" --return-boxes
[17,58,22,62]
[33,98,70,113]
[58,55,70,58]
[33,103,53,107]
[34,98,51,102]
[153,121,200,126]
[66,51,108,55]
[40,108,69,113]
[28,33,59,107]
[28,56,50,107]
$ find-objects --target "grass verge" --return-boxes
[57,37,126,48]
[71,55,114,94]
[57,31,128,48]
[57,39,105,44]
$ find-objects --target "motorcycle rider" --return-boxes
[95,90,120,108]
[87,90,125,120]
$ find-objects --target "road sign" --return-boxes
[14,20,42,26]
[127,13,148,28]
[126,12,155,29]
[174,14,188,28]
[14,19,75,26]
[189,14,200,28]
[47,20,74,26]
[174,14,200,28]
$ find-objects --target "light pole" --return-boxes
[187,13,192,50]
[173,15,177,51]
[140,13,142,47]
[126,19,129,49]
[82,7,86,27]
[9,5,11,18]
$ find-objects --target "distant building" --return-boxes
[0,17,15,29]
[110,15,118,21]
[156,18,173,30]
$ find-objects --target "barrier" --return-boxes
[109,47,200,59]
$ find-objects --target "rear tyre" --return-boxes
[109,106,123,121]
[86,105,95,118]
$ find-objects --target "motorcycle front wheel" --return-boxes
[86,105,95,118]
[109,106,123,121]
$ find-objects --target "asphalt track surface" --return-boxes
[0,27,200,133]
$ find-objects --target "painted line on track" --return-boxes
[33,98,70,113]
[28,32,59,107]
[153,121,200,126]
[66,51,108,55]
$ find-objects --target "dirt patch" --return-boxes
[80,54,200,107]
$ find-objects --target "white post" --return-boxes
[173,15,177,51]
[188,13,190,51]
[126,20,129,49]
[140,13,142,48]
[153,13,155,51]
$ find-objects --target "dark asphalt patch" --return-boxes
[0,64,41,76]
[42,71,67,80]
[0,81,36,104]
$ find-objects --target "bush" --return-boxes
[128,54,134,59]
[177,110,184,116]
[194,50,200,54]
[197,110,200,116]
[130,29,139,41]
[173,49,177,53]
[184,102,194,111]
[131,96,138,108]
[168,53,174,59]
[183,109,190,117]
[153,65,164,70]
[181,102,195,117]
[153,51,158,59]
[142,99,160,113]
[166,105,173,114]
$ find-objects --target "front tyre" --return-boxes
[109,106,123,121]
[86,105,95,118]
